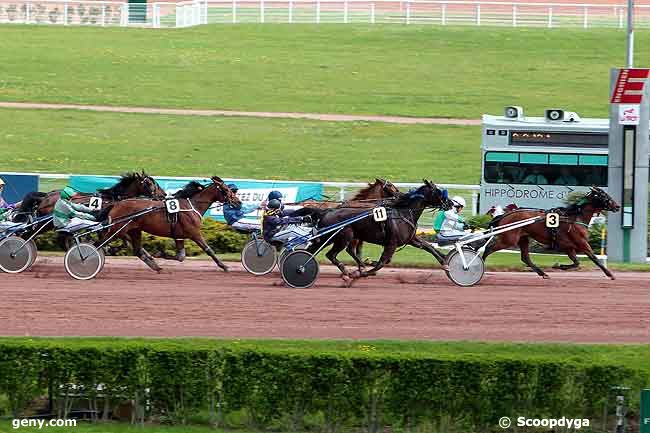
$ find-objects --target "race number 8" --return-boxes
[165,199,181,214]
[373,207,387,222]
[545,212,560,228]
[88,197,102,211]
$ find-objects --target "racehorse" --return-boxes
[29,171,165,217]
[301,180,452,283]
[98,176,240,273]
[483,187,620,279]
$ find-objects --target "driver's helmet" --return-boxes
[60,186,76,200]
[267,199,283,210]
[267,190,283,201]
[227,183,239,193]
[451,195,466,209]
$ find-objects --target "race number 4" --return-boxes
[545,212,560,228]
[88,197,102,211]
[165,199,181,214]
[373,207,388,222]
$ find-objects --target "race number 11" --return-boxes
[373,207,388,222]
[88,197,102,210]
[545,213,560,228]
[165,199,181,214]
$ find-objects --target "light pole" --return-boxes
[627,0,634,67]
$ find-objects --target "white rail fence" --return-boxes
[1,0,649,28]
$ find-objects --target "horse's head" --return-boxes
[586,186,620,212]
[211,176,241,207]
[139,172,166,199]
[422,179,453,210]
[376,178,400,197]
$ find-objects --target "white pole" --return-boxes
[405,0,410,23]
[476,3,480,25]
[26,2,30,23]
[370,1,374,23]
[547,6,552,27]
[232,0,236,22]
[64,2,68,24]
[101,4,106,25]
[204,0,208,24]
[260,0,264,23]
[627,0,634,67]
[583,5,588,28]
[316,0,320,23]
[512,4,516,26]
[441,2,445,24]
[288,0,292,22]
[344,0,348,23]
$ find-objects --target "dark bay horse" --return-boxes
[302,180,452,283]
[99,176,240,272]
[483,187,620,279]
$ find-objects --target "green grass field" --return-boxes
[1,25,648,118]
[0,108,479,182]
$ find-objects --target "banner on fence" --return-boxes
[69,175,324,222]
[0,173,39,204]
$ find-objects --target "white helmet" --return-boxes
[0,178,5,187]
[451,196,466,208]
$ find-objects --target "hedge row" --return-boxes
[0,340,646,432]
[34,218,248,256]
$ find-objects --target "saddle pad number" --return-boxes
[165,199,181,214]
[373,207,388,222]
[88,197,102,211]
[545,213,560,228]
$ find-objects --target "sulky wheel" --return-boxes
[241,239,277,276]
[281,250,319,289]
[445,247,485,287]
[0,236,33,273]
[26,239,38,269]
[64,243,104,280]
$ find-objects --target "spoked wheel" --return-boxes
[445,248,485,287]
[278,245,306,268]
[241,239,277,276]
[281,250,319,289]
[64,243,105,280]
[0,236,33,273]
[26,240,38,269]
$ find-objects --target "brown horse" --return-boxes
[99,176,240,272]
[483,187,620,279]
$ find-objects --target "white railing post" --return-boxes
[288,0,292,22]
[344,0,348,23]
[476,3,480,25]
[547,6,552,27]
[370,2,375,23]
[232,0,236,23]
[26,2,31,23]
[63,2,68,24]
[316,0,320,23]
[512,4,516,26]
[176,3,181,26]
[204,0,208,24]
[339,187,346,201]
[441,3,446,24]
[618,6,623,28]
[121,2,128,25]
[405,0,410,24]
[583,5,588,28]
[471,191,478,215]
[153,3,159,27]
[101,4,106,25]
[260,0,264,23]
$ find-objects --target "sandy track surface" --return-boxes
[1,257,649,343]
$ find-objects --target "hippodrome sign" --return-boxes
[611,68,650,104]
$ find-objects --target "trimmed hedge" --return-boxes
[0,340,646,432]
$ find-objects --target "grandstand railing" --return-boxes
[0,0,649,28]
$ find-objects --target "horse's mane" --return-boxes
[390,185,427,208]
[98,172,142,197]
[351,180,384,201]
[173,181,205,198]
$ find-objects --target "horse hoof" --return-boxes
[609,275,616,280]
[272,280,285,287]
[350,270,362,279]
[542,274,550,279]
[441,264,449,272]
[221,265,230,273]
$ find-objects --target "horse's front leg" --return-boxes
[356,243,397,279]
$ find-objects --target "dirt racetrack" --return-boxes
[1,256,649,343]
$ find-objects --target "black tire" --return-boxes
[281,250,319,289]
[445,248,485,287]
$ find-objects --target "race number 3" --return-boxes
[545,212,560,228]
[88,197,102,211]
[165,199,181,214]
[373,207,388,222]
